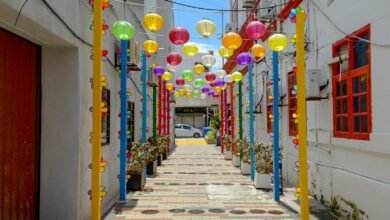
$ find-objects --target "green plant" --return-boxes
[157,135,169,154]
[239,138,250,163]
[329,195,367,220]
[224,135,233,151]
[253,142,273,174]
[210,114,220,131]
[233,138,243,157]
[206,130,216,139]
[128,141,146,174]
[145,137,158,163]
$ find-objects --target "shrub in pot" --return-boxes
[224,135,233,160]
[253,142,272,189]
[239,138,251,175]
[232,138,241,167]
[145,137,158,174]
[157,135,169,160]
[127,141,146,191]
[205,130,216,144]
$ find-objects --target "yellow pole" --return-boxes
[296,11,309,220]
[92,0,102,219]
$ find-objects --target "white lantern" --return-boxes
[224,74,233,83]
[215,69,226,78]
[166,64,177,72]
[201,54,216,68]
[184,84,193,92]
[201,93,207,99]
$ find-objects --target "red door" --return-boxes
[0,28,40,220]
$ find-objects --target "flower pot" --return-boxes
[127,172,145,191]
[162,151,168,160]
[254,172,272,189]
[224,150,232,160]
[146,160,157,175]
[205,137,216,144]
[157,154,162,166]
[232,155,240,167]
[216,136,221,146]
[240,161,251,175]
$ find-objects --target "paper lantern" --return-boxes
[175,77,185,86]
[186,92,193,99]
[112,21,135,40]
[162,72,172,81]
[143,40,159,54]
[213,94,219,98]
[232,71,243,82]
[194,78,205,88]
[179,88,186,95]
[201,86,210,93]
[268,33,288,52]
[201,93,207,99]
[196,18,216,38]
[215,70,226,78]
[184,84,193,92]
[166,64,177,72]
[215,79,226,87]
[169,27,190,45]
[218,46,234,58]
[183,42,199,57]
[205,72,216,82]
[224,74,233,83]
[174,91,180,97]
[222,32,242,50]
[215,87,222,93]
[166,83,174,91]
[237,52,253,66]
[208,91,215,96]
[210,82,217,88]
[193,64,205,75]
[181,70,194,81]
[166,52,182,66]
[221,84,228,90]
[143,13,164,32]
[153,66,165,76]
[201,54,216,68]
[251,44,266,58]
[193,89,201,97]
[245,20,266,40]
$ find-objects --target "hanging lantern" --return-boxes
[222,32,242,50]
[176,77,185,86]
[224,74,233,83]
[215,69,226,78]
[194,78,205,88]
[213,93,220,98]
[169,27,190,45]
[166,52,182,66]
[232,71,243,82]
[210,82,217,88]
[193,64,205,75]
[184,84,193,92]
[218,46,234,58]
[143,13,164,32]
[162,72,172,81]
[166,64,177,72]
[201,86,210,93]
[201,54,216,68]
[237,52,253,66]
[245,20,266,40]
[186,92,193,99]
[251,44,266,58]
[196,18,216,38]
[179,88,186,96]
[215,87,222,93]
[193,89,201,97]
[221,84,228,90]
[215,79,226,87]
[208,91,215,96]
[183,42,199,57]
[112,21,135,40]
[181,70,194,81]
[205,72,216,82]
[174,91,180,97]
[143,40,159,54]
[201,93,207,99]
[166,83,174,91]
[153,66,165,76]
[268,33,288,52]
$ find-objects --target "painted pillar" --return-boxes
[224,88,228,146]
[272,51,280,201]
[167,89,170,153]
[141,52,147,143]
[297,11,309,219]
[230,83,235,152]
[238,81,243,139]
[91,0,102,218]
[153,86,157,140]
[220,91,224,153]
[248,62,255,180]
[158,77,162,136]
[119,40,128,201]
[162,81,166,135]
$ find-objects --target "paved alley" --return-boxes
[106,139,297,219]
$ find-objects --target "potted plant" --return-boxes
[205,130,216,144]
[253,143,283,189]
[127,141,146,191]
[232,138,241,167]
[224,134,233,160]
[145,137,158,175]
[210,114,221,146]
[157,135,169,160]
[239,138,251,175]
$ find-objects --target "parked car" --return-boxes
[175,124,202,138]
[202,126,211,137]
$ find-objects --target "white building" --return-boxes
[226,0,390,219]
[0,0,173,219]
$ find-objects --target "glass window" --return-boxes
[183,125,192,130]
[175,125,182,129]
[354,34,369,68]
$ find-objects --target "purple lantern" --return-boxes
[153,66,165,76]
[201,86,210,93]
[208,91,214,96]
[237,52,253,66]
[215,79,226,87]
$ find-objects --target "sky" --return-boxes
[172,0,230,70]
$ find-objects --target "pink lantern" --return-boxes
[169,27,190,45]
[166,52,182,66]
[245,20,266,40]
[205,72,216,82]
[175,77,185,86]
[210,82,217,88]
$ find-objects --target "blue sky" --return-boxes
[173,0,229,70]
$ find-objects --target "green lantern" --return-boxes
[112,21,135,40]
[194,78,205,88]
[181,70,194,81]
[193,89,201,97]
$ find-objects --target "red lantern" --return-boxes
[293,139,299,145]
[175,77,185,86]
[166,52,182,66]
[210,82,217,88]
[205,72,216,82]
[169,27,190,45]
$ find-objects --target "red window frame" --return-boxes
[332,25,372,140]
[288,71,298,136]
[266,82,273,133]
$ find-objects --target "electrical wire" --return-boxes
[14,0,30,26]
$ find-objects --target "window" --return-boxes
[332,25,371,140]
[127,101,135,144]
[102,88,110,145]
[175,125,182,129]
[231,0,238,23]
[266,82,273,133]
[183,125,192,130]
[288,71,298,136]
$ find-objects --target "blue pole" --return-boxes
[119,40,127,201]
[142,52,147,143]
[247,62,255,180]
[272,51,280,201]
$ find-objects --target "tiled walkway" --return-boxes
[106,139,298,219]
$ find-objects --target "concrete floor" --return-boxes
[105,139,300,219]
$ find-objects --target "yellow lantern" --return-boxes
[183,42,199,57]
[268,33,288,52]
[196,18,216,38]
[186,92,193,99]
[215,87,222,93]
[179,88,186,96]
[222,32,242,50]
[193,64,205,75]
[143,13,164,32]
[221,84,228,90]
[166,83,174,91]
[232,71,243,82]
[251,44,266,58]
[143,40,159,54]
[162,71,172,81]
[218,46,234,58]
[174,91,180,97]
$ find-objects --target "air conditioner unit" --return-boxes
[128,39,141,70]
[306,69,321,100]
[243,0,256,8]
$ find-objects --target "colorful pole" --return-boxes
[224,89,228,147]
[272,51,280,201]
[230,83,235,152]
[119,40,128,201]
[92,0,102,218]
[220,92,224,153]
[297,11,309,219]
[167,89,170,153]
[153,86,157,140]
[141,52,147,143]
[158,77,162,135]
[162,81,166,135]
[248,62,255,180]
[238,81,243,139]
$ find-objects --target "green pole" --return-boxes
[153,86,157,140]
[238,81,243,139]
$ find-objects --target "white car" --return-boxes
[175,124,202,138]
